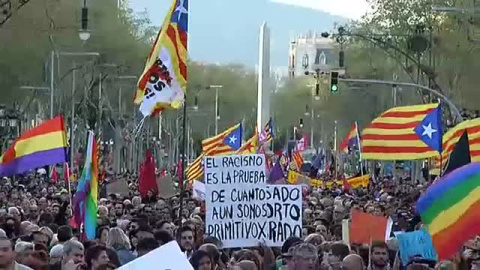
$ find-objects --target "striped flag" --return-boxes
[236,134,259,154]
[202,123,242,156]
[134,0,188,116]
[186,153,204,181]
[431,118,480,174]
[361,103,439,160]
[340,122,361,153]
[259,119,274,145]
[292,151,304,171]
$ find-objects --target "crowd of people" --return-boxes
[0,170,479,270]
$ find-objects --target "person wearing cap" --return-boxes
[284,242,318,270]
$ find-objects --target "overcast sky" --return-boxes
[270,0,371,20]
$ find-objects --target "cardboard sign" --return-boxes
[397,229,437,265]
[157,176,177,198]
[117,241,193,270]
[106,178,130,196]
[205,154,302,248]
[349,210,388,245]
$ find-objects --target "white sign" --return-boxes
[192,180,206,200]
[205,154,302,248]
[117,241,193,270]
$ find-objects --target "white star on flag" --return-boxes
[175,0,188,21]
[422,123,437,139]
[229,135,237,144]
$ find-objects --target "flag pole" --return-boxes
[355,121,364,176]
[178,94,188,225]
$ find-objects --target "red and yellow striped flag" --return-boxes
[292,151,304,171]
[186,153,204,181]
[202,124,242,156]
[431,118,480,174]
[134,0,188,116]
[236,135,258,154]
[361,103,439,160]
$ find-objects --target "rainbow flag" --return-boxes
[0,116,68,177]
[73,131,98,240]
[361,103,439,160]
[134,0,188,116]
[340,122,360,153]
[416,162,480,260]
[202,123,242,156]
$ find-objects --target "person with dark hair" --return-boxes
[57,225,73,243]
[327,242,351,269]
[85,245,110,270]
[189,250,213,270]
[177,226,195,259]
[31,231,49,247]
[153,230,174,246]
[96,226,109,245]
[0,236,32,269]
[136,237,159,257]
[370,241,389,270]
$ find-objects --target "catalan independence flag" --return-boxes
[431,118,480,174]
[73,131,98,240]
[237,134,259,154]
[340,122,360,153]
[186,153,204,181]
[202,124,242,156]
[0,116,68,177]
[259,119,274,145]
[135,0,188,116]
[416,162,480,260]
[362,103,441,160]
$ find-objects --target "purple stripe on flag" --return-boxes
[0,147,67,177]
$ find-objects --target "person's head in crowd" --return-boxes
[38,212,53,227]
[114,203,124,218]
[62,239,85,265]
[315,224,328,239]
[177,226,195,253]
[20,221,32,235]
[98,205,109,218]
[3,216,19,238]
[304,233,324,253]
[7,207,21,222]
[190,250,213,270]
[284,242,318,270]
[49,244,64,264]
[32,231,49,247]
[370,241,389,269]
[198,243,221,269]
[57,225,73,243]
[131,196,141,208]
[136,237,159,257]
[153,230,174,246]
[327,242,350,267]
[26,224,40,235]
[104,247,121,269]
[39,226,53,245]
[136,230,154,241]
[128,231,138,252]
[281,236,303,256]
[202,236,223,250]
[51,203,61,216]
[17,250,49,270]
[96,226,109,245]
[14,241,34,254]
[342,254,364,270]
[156,220,174,236]
[106,227,131,251]
[85,245,110,270]
[0,237,16,269]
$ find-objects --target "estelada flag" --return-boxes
[134,0,188,117]
[361,103,440,160]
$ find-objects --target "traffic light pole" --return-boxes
[339,78,464,123]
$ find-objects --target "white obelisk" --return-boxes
[257,22,271,134]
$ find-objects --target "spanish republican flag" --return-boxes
[361,104,439,160]
[0,116,68,177]
[135,0,188,116]
[340,122,360,153]
[431,118,480,174]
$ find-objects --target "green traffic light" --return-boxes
[331,84,338,92]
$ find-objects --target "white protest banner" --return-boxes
[205,154,302,248]
[117,241,193,270]
[192,180,206,200]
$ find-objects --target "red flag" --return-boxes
[139,150,158,198]
[51,167,59,183]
